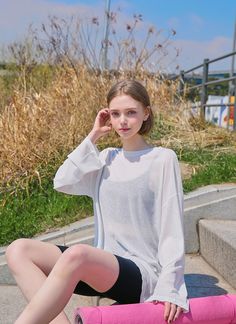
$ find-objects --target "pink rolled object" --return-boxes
[74,294,236,324]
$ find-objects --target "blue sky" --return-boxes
[49,0,235,41]
[0,0,235,71]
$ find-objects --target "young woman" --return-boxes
[6,80,189,324]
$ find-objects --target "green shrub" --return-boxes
[0,174,92,245]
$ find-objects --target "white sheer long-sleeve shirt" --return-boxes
[54,137,189,312]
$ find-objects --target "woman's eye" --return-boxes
[111,112,119,117]
[128,111,136,115]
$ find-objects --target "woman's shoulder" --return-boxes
[99,146,121,162]
[149,147,182,189]
[151,146,178,161]
[148,147,179,174]
[100,146,121,155]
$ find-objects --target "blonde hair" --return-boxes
[107,80,154,135]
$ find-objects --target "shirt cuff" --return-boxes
[146,294,189,313]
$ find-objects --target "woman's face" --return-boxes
[109,94,149,140]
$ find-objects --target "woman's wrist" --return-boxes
[87,130,101,144]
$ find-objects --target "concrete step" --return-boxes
[184,183,236,209]
[185,253,236,297]
[0,216,94,258]
[35,216,95,246]
[184,184,236,253]
[199,219,236,290]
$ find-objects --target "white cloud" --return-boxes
[174,36,232,71]
[0,0,145,46]
[0,0,104,43]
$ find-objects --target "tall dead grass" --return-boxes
[157,101,236,151]
[1,64,235,195]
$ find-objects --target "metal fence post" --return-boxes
[178,70,185,95]
[200,58,209,121]
[234,83,236,131]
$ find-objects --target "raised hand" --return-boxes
[88,108,112,143]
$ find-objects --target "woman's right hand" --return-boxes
[88,108,112,143]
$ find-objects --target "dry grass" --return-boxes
[158,105,236,151]
[1,65,235,194]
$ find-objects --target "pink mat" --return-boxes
[74,294,236,324]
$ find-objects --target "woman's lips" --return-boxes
[119,128,130,131]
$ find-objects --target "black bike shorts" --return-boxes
[57,245,142,304]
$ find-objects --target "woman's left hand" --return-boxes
[153,300,183,323]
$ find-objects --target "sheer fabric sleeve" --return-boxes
[150,149,189,312]
[53,137,107,198]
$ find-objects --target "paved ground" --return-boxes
[1,254,236,324]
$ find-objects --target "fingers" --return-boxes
[164,302,183,323]
[98,108,110,120]
[174,306,183,321]
[93,108,111,131]
[89,108,112,142]
[98,109,111,124]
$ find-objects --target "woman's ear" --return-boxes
[143,106,150,121]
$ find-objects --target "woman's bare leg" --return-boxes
[12,243,119,324]
[6,238,71,323]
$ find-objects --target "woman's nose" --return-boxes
[120,114,127,125]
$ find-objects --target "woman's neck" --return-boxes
[121,135,151,151]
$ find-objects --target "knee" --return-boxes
[60,244,89,271]
[6,238,32,270]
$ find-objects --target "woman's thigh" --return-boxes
[6,238,63,275]
[58,245,142,304]
[56,244,119,293]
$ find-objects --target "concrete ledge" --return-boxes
[199,219,236,289]
[0,216,94,257]
[184,194,236,253]
[184,183,236,208]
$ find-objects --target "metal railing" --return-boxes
[176,51,236,130]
